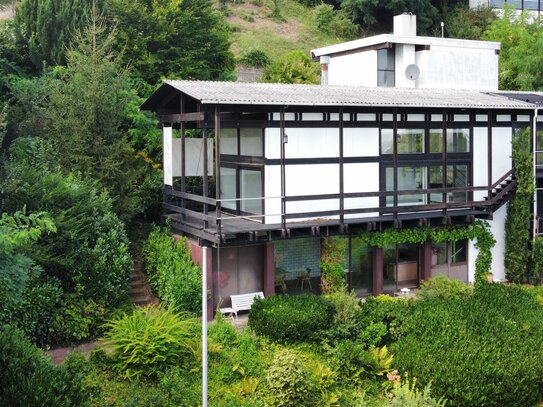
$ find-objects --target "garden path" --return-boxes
[47,258,158,364]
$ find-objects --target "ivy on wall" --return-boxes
[505,127,534,283]
[358,220,496,285]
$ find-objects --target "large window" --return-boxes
[381,129,425,154]
[220,166,263,217]
[377,48,395,87]
[386,166,427,206]
[427,129,470,153]
[219,128,263,157]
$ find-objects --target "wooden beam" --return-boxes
[160,112,206,124]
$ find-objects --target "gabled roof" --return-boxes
[310,34,500,59]
[140,80,536,112]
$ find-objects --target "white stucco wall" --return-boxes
[395,44,416,88]
[468,203,507,282]
[473,127,489,201]
[264,165,282,224]
[416,47,498,90]
[328,51,377,86]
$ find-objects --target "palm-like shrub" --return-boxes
[103,306,198,380]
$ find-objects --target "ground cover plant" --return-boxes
[391,282,543,406]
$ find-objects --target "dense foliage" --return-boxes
[505,127,534,283]
[105,0,234,84]
[485,8,543,90]
[248,294,334,342]
[143,226,202,314]
[13,0,103,71]
[0,326,90,406]
[392,283,543,406]
[262,51,320,84]
[104,306,199,380]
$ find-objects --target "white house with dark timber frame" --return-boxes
[141,79,542,319]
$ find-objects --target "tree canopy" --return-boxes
[105,0,235,84]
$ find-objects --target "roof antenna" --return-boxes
[441,21,444,38]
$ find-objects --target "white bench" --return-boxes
[224,291,265,320]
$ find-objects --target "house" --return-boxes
[470,0,543,17]
[311,13,499,91]
[140,14,542,318]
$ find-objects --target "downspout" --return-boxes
[533,108,538,241]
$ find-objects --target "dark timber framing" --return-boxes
[153,89,525,247]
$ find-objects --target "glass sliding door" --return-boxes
[348,237,373,295]
[240,168,263,217]
[382,243,419,293]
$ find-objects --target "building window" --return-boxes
[386,166,427,206]
[219,128,264,157]
[377,48,395,87]
[428,129,470,153]
[434,239,467,265]
[381,129,424,154]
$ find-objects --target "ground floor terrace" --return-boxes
[186,228,499,320]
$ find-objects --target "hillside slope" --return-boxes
[223,0,355,61]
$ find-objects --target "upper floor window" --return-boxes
[381,129,425,154]
[219,128,263,157]
[428,129,470,154]
[377,48,395,87]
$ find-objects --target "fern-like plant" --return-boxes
[103,306,198,380]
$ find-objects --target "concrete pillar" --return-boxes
[372,246,384,295]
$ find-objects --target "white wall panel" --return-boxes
[172,138,214,177]
[473,127,488,201]
[264,165,282,224]
[343,128,379,157]
[285,128,339,158]
[265,128,281,159]
[163,126,173,186]
[492,127,512,181]
[467,203,507,282]
[328,51,377,86]
[416,47,498,90]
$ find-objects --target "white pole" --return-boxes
[202,247,208,407]
[533,109,539,240]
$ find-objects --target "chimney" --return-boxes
[393,13,417,36]
[320,56,330,85]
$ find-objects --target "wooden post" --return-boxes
[263,243,275,297]
[372,246,383,295]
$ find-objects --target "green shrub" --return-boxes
[327,340,393,386]
[266,349,317,407]
[239,48,271,68]
[143,226,201,314]
[532,236,543,283]
[103,306,199,380]
[0,326,89,406]
[417,274,473,301]
[248,294,334,342]
[262,51,320,84]
[3,166,133,308]
[323,290,369,342]
[49,293,109,345]
[384,377,446,407]
[393,283,543,406]
[360,295,412,344]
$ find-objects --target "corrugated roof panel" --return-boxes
[152,80,536,110]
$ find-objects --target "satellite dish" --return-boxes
[405,64,420,80]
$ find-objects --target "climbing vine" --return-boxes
[505,127,534,283]
[358,220,495,285]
